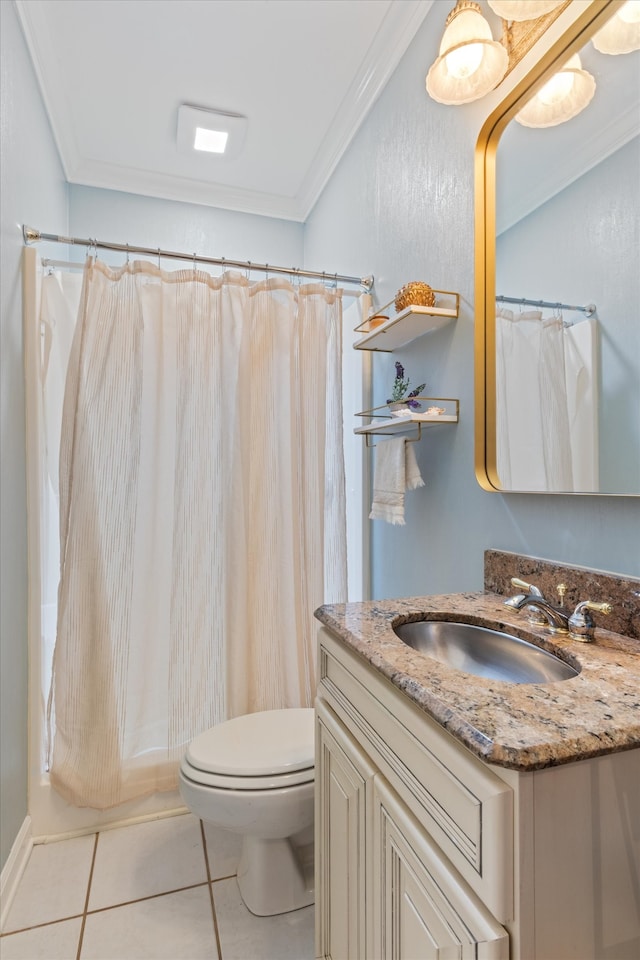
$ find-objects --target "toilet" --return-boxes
[179,707,315,917]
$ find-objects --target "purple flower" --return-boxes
[406,382,426,410]
[394,361,405,380]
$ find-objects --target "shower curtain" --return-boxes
[48,257,347,809]
[496,305,598,491]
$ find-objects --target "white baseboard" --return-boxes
[0,816,33,931]
[32,804,189,845]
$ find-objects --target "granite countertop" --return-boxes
[314,592,640,772]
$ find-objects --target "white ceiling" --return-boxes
[16,0,434,222]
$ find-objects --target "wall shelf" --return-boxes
[353,290,459,352]
[354,398,459,445]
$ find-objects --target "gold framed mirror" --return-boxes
[475,0,639,495]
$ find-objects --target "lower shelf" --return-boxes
[354,398,459,443]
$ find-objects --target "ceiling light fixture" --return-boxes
[487,1,564,22]
[426,1,509,104]
[592,0,640,54]
[514,53,596,127]
[177,105,247,159]
[193,128,229,154]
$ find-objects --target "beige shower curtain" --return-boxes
[49,258,347,808]
[495,306,598,491]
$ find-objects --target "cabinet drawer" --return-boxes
[318,627,513,922]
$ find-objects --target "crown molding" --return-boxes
[15,0,434,222]
[297,0,435,220]
[70,158,306,221]
[15,0,78,180]
[498,103,639,234]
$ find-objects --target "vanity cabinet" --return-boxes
[315,627,510,959]
[316,701,372,960]
[315,624,640,960]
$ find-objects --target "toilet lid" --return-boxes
[186,708,315,779]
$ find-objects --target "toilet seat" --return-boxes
[180,760,313,790]
[183,707,315,790]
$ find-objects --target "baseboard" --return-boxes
[31,804,190,845]
[0,815,33,931]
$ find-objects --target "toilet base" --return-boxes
[237,829,314,917]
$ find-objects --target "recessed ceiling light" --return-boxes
[177,104,248,159]
[194,127,229,154]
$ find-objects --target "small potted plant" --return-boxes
[387,362,426,416]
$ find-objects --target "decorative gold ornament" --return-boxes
[395,282,436,313]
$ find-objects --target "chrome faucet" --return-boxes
[511,594,613,642]
[511,594,570,633]
[504,577,547,626]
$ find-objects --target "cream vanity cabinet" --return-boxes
[315,626,510,959]
[315,625,640,960]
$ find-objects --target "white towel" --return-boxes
[369,437,425,525]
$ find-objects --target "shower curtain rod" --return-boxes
[496,294,596,316]
[23,225,374,291]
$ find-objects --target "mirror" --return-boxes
[475,1,639,495]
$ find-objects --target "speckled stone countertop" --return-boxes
[314,592,640,772]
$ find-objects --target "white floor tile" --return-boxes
[80,886,218,960]
[88,813,207,910]
[213,878,314,960]
[201,822,242,881]
[0,917,82,959]
[1,835,95,934]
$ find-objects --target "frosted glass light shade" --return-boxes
[426,2,508,104]
[592,1,640,54]
[487,1,564,21]
[515,54,596,127]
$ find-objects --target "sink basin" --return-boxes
[394,620,579,684]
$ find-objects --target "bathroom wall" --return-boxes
[496,137,640,493]
[304,1,640,598]
[0,1,69,870]
[68,185,304,274]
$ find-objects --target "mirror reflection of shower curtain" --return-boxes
[42,257,348,809]
[496,306,598,491]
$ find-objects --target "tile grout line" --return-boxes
[0,881,215,938]
[0,914,84,938]
[85,881,212,916]
[200,820,224,960]
[75,832,99,960]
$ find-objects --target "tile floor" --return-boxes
[0,813,314,960]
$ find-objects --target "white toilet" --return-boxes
[179,707,315,917]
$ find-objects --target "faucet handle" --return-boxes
[568,600,612,642]
[510,577,543,597]
[580,601,612,616]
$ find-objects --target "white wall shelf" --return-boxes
[353,290,459,352]
[354,398,459,445]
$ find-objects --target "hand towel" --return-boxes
[369,437,424,525]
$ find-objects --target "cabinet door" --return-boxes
[315,699,376,960]
[371,775,509,960]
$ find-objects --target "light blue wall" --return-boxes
[68,186,304,273]
[0,1,69,869]
[497,138,640,493]
[304,2,640,596]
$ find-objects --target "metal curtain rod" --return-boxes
[496,294,596,317]
[23,226,374,291]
